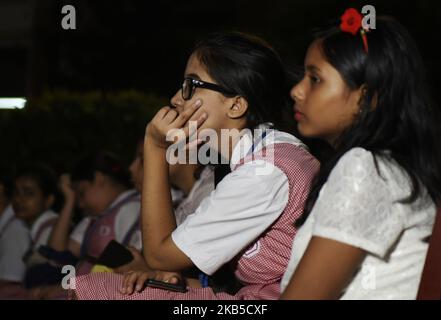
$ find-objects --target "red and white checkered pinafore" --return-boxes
[76,191,140,275]
[71,143,319,300]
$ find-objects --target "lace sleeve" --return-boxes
[312,148,405,258]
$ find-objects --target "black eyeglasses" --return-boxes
[181,77,236,101]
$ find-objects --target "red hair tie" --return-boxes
[340,8,369,53]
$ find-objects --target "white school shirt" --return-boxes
[0,205,31,282]
[125,188,185,249]
[171,188,185,209]
[174,166,215,226]
[70,190,142,250]
[30,209,58,250]
[280,148,436,300]
[172,126,309,275]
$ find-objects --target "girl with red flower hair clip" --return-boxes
[281,11,441,299]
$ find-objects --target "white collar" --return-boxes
[230,123,273,171]
[30,209,57,239]
[107,189,137,211]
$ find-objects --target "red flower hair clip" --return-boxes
[340,8,369,53]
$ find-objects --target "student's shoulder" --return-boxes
[38,210,58,225]
[344,146,375,159]
[335,148,405,178]
[330,148,389,190]
[270,131,317,161]
[4,218,29,239]
[271,130,307,148]
[115,199,140,221]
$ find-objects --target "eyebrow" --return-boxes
[305,65,322,74]
[184,73,201,80]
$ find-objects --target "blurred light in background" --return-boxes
[0,98,26,109]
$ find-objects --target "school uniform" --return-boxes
[72,125,320,300]
[0,208,57,298]
[0,205,30,282]
[70,190,141,270]
[174,166,215,226]
[29,210,58,251]
[280,148,436,300]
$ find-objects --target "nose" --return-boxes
[290,81,305,104]
[170,89,184,110]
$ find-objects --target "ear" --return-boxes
[226,96,248,119]
[356,85,367,107]
[357,85,378,112]
[45,194,55,210]
[349,85,367,116]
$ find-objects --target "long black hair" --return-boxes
[298,17,441,226]
[193,32,294,132]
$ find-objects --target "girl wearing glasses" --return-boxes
[72,32,319,300]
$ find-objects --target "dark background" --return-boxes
[0,0,439,172]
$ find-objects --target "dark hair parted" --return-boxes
[193,32,294,132]
[71,151,132,189]
[298,17,441,226]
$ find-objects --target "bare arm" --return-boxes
[141,100,206,271]
[281,236,366,300]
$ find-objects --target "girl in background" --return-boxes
[0,164,60,298]
[52,151,140,273]
[12,165,60,261]
[0,169,30,287]
[115,139,215,276]
[23,152,140,299]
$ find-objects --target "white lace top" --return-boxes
[281,148,436,299]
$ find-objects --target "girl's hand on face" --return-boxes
[120,269,184,295]
[145,99,207,150]
[59,174,75,204]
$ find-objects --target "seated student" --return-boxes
[21,152,139,291]
[12,165,60,263]
[0,164,60,299]
[280,12,441,300]
[114,138,215,275]
[53,151,141,272]
[0,169,30,287]
[29,142,214,299]
[72,32,319,300]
